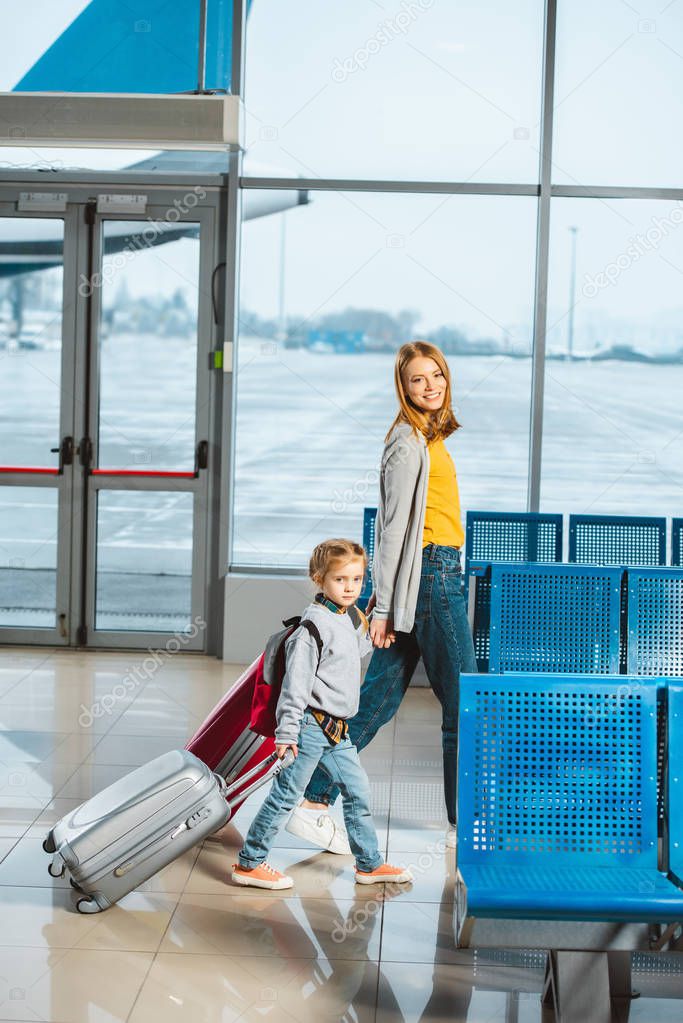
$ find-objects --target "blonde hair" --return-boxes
[385,340,461,444]
[309,538,368,585]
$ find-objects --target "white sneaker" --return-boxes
[285,806,352,854]
[445,824,457,849]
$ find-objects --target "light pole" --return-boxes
[277,212,286,343]
[567,225,578,360]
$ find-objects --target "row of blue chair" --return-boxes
[472,562,683,676]
[455,674,683,946]
[359,508,683,609]
[466,511,683,569]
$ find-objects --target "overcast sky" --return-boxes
[3,0,683,344]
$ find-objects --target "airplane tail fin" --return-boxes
[13,0,249,95]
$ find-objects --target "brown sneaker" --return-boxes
[355,862,413,885]
[231,861,293,890]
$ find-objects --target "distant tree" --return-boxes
[238,308,279,340]
[427,325,469,354]
[316,307,419,343]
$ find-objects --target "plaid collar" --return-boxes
[315,591,347,614]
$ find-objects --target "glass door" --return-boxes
[0,204,77,644]
[0,187,218,650]
[79,206,215,649]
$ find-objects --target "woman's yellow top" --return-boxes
[422,438,464,548]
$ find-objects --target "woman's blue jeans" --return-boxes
[303,544,477,826]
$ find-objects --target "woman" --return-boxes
[286,340,477,851]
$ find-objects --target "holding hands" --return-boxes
[366,593,396,648]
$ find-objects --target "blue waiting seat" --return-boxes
[569,514,666,566]
[569,514,667,674]
[667,682,683,891]
[488,563,622,674]
[627,568,683,677]
[465,511,563,671]
[672,519,683,567]
[358,507,377,610]
[455,674,683,947]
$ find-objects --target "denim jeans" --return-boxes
[303,544,477,826]
[239,709,383,873]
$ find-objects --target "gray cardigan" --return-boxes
[372,422,429,633]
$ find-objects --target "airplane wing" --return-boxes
[0,218,200,279]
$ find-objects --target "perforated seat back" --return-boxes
[667,682,683,885]
[466,511,563,569]
[489,563,622,674]
[465,512,563,672]
[627,569,683,676]
[672,519,683,567]
[359,507,377,607]
[569,514,666,566]
[457,674,660,869]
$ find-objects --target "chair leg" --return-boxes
[649,922,681,951]
[454,870,473,947]
[542,951,612,1023]
[458,916,474,949]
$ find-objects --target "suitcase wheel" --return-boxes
[76,897,101,915]
[69,878,82,891]
[42,832,56,854]
[48,858,65,878]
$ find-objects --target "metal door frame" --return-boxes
[0,176,226,651]
[77,200,216,649]
[0,198,79,645]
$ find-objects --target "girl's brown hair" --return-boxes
[385,340,461,444]
[309,538,368,585]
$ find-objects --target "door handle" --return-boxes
[195,440,209,473]
[50,436,74,473]
[76,437,93,469]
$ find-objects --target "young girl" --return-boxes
[231,539,413,889]
[288,341,477,852]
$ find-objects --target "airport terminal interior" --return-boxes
[1,0,683,1020]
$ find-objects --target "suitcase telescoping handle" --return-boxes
[224,748,295,804]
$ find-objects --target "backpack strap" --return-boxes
[281,616,323,665]
[298,619,323,664]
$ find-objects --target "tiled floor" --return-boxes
[0,647,682,1022]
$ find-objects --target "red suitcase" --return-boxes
[185,656,276,814]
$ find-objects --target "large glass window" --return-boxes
[244,0,544,183]
[97,222,200,472]
[0,220,63,468]
[95,491,193,633]
[233,191,536,567]
[0,486,58,629]
[553,0,683,187]
[542,198,683,516]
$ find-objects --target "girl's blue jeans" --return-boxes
[239,709,383,873]
[304,544,477,826]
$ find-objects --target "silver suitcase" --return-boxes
[42,747,292,913]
